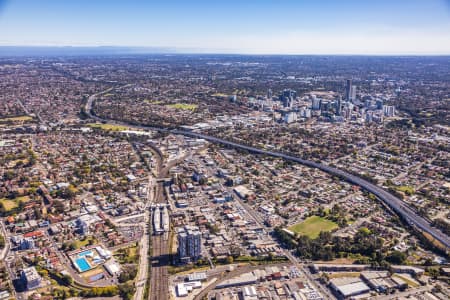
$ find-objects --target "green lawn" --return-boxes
[166,103,198,111]
[114,245,139,264]
[87,123,130,131]
[0,116,33,122]
[288,216,338,239]
[144,99,162,104]
[72,237,95,249]
[396,185,415,195]
[0,199,18,211]
[0,196,30,212]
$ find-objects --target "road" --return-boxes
[133,180,151,300]
[0,222,10,261]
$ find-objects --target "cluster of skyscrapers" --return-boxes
[279,89,297,109]
[280,79,395,123]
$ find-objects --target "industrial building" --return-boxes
[329,277,371,299]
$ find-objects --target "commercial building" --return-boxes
[345,79,352,101]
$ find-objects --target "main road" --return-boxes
[85,90,449,255]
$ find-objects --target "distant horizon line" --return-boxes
[0,45,449,56]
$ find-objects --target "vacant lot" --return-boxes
[288,216,338,239]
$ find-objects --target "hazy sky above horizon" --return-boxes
[0,0,449,54]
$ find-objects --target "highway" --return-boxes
[85,90,449,274]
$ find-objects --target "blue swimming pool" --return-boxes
[75,257,91,272]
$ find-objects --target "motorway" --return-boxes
[85,91,450,251]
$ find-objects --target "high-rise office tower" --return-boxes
[376,99,383,110]
[350,86,357,101]
[312,97,321,110]
[345,79,352,101]
[335,97,342,115]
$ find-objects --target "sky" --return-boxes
[0,0,449,54]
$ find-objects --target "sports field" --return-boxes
[0,116,33,122]
[288,216,338,239]
[166,103,198,111]
[87,123,129,131]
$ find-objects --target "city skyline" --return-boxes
[0,0,450,55]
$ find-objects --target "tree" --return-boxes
[53,200,65,213]
[62,274,73,285]
[426,267,439,279]
[226,256,234,264]
[358,227,371,236]
[69,242,77,251]
[386,251,407,265]
[118,283,135,300]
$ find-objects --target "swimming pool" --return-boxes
[75,257,92,272]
